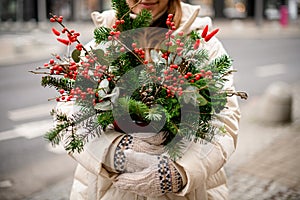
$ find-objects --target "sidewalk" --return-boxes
[0,19,300,67]
[226,84,300,199]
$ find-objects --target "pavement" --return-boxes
[1,18,300,199]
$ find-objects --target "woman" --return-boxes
[57,0,241,199]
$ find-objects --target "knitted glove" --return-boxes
[113,150,183,197]
[114,132,166,173]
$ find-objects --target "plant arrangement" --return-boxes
[30,0,247,160]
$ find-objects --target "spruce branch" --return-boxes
[41,76,74,91]
[132,9,152,29]
[164,135,186,161]
[94,26,111,44]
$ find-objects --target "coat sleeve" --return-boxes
[55,101,123,180]
[175,37,241,195]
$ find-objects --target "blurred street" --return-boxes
[0,17,300,200]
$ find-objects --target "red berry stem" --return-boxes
[49,13,112,79]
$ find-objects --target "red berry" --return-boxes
[205,29,219,42]
[51,27,60,36]
[57,38,70,45]
[120,47,125,52]
[62,27,67,33]
[131,43,137,48]
[201,25,209,38]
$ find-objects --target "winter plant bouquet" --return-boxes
[30,0,247,160]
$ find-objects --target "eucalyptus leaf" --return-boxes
[93,49,109,65]
[94,101,112,111]
[110,87,120,104]
[99,79,109,88]
[182,86,197,104]
[197,93,208,106]
[182,86,208,106]
[150,50,160,63]
[98,79,109,97]
[71,49,81,63]
[93,49,104,58]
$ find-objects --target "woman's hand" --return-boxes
[114,132,166,172]
[113,151,183,197]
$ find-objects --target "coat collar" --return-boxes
[177,2,212,35]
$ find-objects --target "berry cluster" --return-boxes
[166,14,177,30]
[112,19,125,29]
[50,14,81,48]
[36,12,221,105]
[201,25,219,42]
[144,15,215,98]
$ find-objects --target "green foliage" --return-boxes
[132,9,152,29]
[41,76,74,91]
[94,26,111,44]
[71,49,81,63]
[45,122,70,145]
[190,30,201,40]
[35,0,246,159]
[65,134,84,153]
[164,135,186,161]
[114,97,149,121]
[97,111,114,130]
[206,54,232,76]
[111,0,131,31]
[111,52,141,77]
[44,110,80,152]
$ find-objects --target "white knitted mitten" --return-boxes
[114,132,166,172]
[113,151,183,197]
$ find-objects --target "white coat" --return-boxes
[56,2,241,200]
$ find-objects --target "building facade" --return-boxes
[0,0,298,22]
[0,0,111,22]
